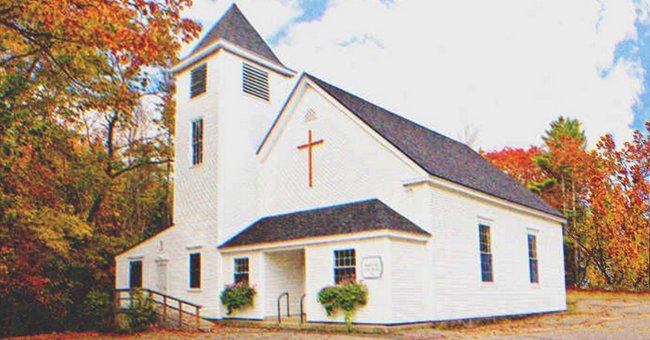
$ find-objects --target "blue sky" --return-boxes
[267,0,328,45]
[630,21,650,130]
[183,0,650,149]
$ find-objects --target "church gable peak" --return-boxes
[187,4,285,67]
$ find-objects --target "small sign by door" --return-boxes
[361,256,383,279]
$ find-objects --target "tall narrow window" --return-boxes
[334,249,356,284]
[528,234,539,283]
[191,118,203,166]
[189,253,201,289]
[129,260,143,288]
[190,63,207,98]
[479,224,493,282]
[234,257,249,284]
[242,63,270,101]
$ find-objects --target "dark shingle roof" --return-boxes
[219,199,430,248]
[186,4,284,67]
[306,74,563,218]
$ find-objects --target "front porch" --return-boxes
[218,199,431,324]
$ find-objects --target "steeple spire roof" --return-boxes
[187,4,284,67]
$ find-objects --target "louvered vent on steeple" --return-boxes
[190,64,207,98]
[242,63,270,101]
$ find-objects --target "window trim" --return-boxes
[191,118,204,166]
[333,249,356,284]
[234,257,250,284]
[528,233,539,284]
[479,224,493,282]
[189,252,201,289]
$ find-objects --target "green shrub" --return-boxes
[220,282,256,315]
[317,280,368,331]
[81,289,115,331]
[120,289,156,333]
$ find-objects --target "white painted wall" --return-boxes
[214,50,296,245]
[220,251,264,319]
[304,237,393,324]
[389,238,432,323]
[421,182,567,321]
[115,227,222,317]
[257,82,431,230]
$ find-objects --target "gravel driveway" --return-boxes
[14,291,650,340]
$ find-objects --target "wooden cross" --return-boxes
[297,129,324,188]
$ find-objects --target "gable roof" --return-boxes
[219,199,430,249]
[303,74,563,218]
[185,4,285,67]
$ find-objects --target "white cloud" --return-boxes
[271,0,647,149]
[183,0,648,150]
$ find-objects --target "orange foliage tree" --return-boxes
[484,118,649,290]
[1,0,199,336]
[585,125,650,288]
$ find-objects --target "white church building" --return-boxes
[115,4,567,325]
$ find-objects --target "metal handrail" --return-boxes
[299,294,306,324]
[277,291,290,323]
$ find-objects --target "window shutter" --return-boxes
[242,63,270,101]
[190,64,207,98]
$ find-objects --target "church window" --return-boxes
[189,253,201,289]
[528,234,539,283]
[191,118,203,166]
[234,257,249,284]
[190,63,207,98]
[479,224,493,282]
[129,260,143,288]
[242,62,270,101]
[334,249,356,284]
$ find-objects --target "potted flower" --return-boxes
[317,278,368,331]
[220,282,256,315]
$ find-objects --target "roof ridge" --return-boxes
[305,73,465,147]
[258,198,380,221]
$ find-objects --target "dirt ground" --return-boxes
[13,290,650,340]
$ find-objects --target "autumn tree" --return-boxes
[585,124,650,288]
[0,0,199,336]
[485,117,650,290]
[482,146,546,189]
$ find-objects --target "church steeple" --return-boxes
[188,4,285,67]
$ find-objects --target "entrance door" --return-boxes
[156,260,168,293]
[264,249,306,320]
